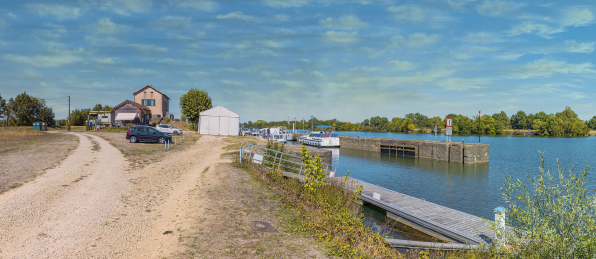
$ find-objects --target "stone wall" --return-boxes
[338,136,488,164]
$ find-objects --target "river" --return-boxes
[304,131,596,220]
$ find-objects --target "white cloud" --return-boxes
[178,0,217,12]
[217,12,258,22]
[156,58,193,65]
[262,40,282,48]
[565,91,588,99]
[25,3,82,20]
[7,12,17,19]
[447,0,477,10]
[564,40,596,53]
[461,31,502,43]
[436,77,489,90]
[123,68,158,76]
[129,44,167,54]
[271,79,303,87]
[322,31,359,43]
[86,18,130,35]
[476,0,524,17]
[221,80,246,87]
[85,36,123,45]
[514,59,595,79]
[320,15,369,30]
[561,6,595,27]
[3,47,85,68]
[508,21,563,38]
[96,58,120,64]
[21,69,41,78]
[261,0,310,8]
[388,5,452,28]
[38,23,66,38]
[0,18,6,29]
[275,14,289,21]
[150,16,191,30]
[391,33,440,48]
[93,0,152,15]
[186,71,209,78]
[466,45,500,52]
[389,60,417,70]
[494,53,524,60]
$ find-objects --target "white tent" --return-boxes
[198,106,240,135]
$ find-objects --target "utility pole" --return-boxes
[302,115,304,132]
[478,110,481,143]
[68,96,71,131]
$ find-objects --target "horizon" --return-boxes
[1,0,595,122]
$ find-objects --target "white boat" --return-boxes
[299,131,340,148]
[266,127,296,141]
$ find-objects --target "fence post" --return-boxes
[167,140,170,149]
[278,154,284,170]
[165,140,167,150]
[175,137,177,145]
[239,148,243,163]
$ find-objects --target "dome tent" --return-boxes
[198,106,240,135]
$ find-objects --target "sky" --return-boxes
[0,0,595,123]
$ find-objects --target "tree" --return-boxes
[587,116,596,130]
[510,110,528,129]
[0,93,5,123]
[92,104,103,111]
[10,92,54,126]
[179,88,212,130]
[102,105,112,111]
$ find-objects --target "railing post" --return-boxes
[278,154,284,170]
[239,148,243,163]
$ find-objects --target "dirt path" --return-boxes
[0,133,226,258]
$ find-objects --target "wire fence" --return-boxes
[239,142,336,178]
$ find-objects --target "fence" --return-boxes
[239,142,336,178]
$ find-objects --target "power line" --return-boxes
[41,96,69,101]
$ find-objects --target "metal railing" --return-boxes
[239,142,336,177]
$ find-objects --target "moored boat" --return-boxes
[299,125,340,147]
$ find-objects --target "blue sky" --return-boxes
[0,0,595,122]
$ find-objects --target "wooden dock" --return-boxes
[333,177,496,245]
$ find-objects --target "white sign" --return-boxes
[253,154,263,164]
[446,118,453,128]
[446,127,452,136]
[373,192,381,200]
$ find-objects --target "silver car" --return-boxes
[155,124,183,135]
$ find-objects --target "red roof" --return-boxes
[113,100,151,112]
[133,85,170,100]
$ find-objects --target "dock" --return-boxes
[334,177,496,245]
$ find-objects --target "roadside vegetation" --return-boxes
[0,127,78,194]
[243,106,592,137]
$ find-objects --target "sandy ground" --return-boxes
[0,133,326,258]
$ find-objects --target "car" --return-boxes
[126,125,172,144]
[155,124,183,135]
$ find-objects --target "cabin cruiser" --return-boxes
[299,126,340,147]
[265,127,296,142]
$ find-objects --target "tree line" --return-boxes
[242,107,593,137]
[0,92,55,126]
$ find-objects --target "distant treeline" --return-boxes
[0,92,55,126]
[242,107,594,137]
[55,104,113,127]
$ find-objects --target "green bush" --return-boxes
[484,153,596,258]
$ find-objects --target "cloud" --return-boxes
[25,3,82,20]
[178,0,217,12]
[466,45,500,52]
[0,18,6,29]
[389,60,417,70]
[461,31,502,43]
[388,5,452,28]
[156,58,193,65]
[476,0,524,17]
[391,33,440,48]
[494,53,524,60]
[7,12,17,19]
[123,68,158,76]
[186,71,209,78]
[508,21,563,38]
[436,77,489,90]
[37,23,67,38]
[93,0,152,15]
[3,47,85,68]
[21,69,41,78]
[85,36,123,45]
[320,15,369,30]
[85,18,130,35]
[564,40,596,53]
[561,6,595,27]
[271,79,303,87]
[129,44,167,54]
[514,59,595,79]
[565,91,588,99]
[150,16,191,30]
[275,15,289,21]
[447,0,477,10]
[221,80,246,87]
[96,58,120,64]
[261,0,310,8]
[322,31,359,43]
[217,12,258,22]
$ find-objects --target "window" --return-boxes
[148,128,155,133]
[142,99,155,106]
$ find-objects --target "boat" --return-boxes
[265,127,296,142]
[299,125,340,148]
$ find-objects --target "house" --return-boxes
[113,100,151,126]
[133,85,170,119]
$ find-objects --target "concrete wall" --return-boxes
[285,145,332,165]
[339,136,488,164]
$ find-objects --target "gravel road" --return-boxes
[0,133,225,258]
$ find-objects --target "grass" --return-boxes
[0,127,78,194]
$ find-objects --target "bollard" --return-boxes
[175,137,177,145]
[239,148,242,163]
[167,140,170,149]
[165,140,167,150]
[495,207,505,246]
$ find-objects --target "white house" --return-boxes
[198,106,240,136]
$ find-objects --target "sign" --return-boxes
[446,118,452,128]
[446,118,453,136]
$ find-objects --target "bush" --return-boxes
[484,153,596,258]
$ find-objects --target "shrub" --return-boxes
[484,152,596,258]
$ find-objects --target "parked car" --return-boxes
[126,125,172,144]
[155,124,183,135]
